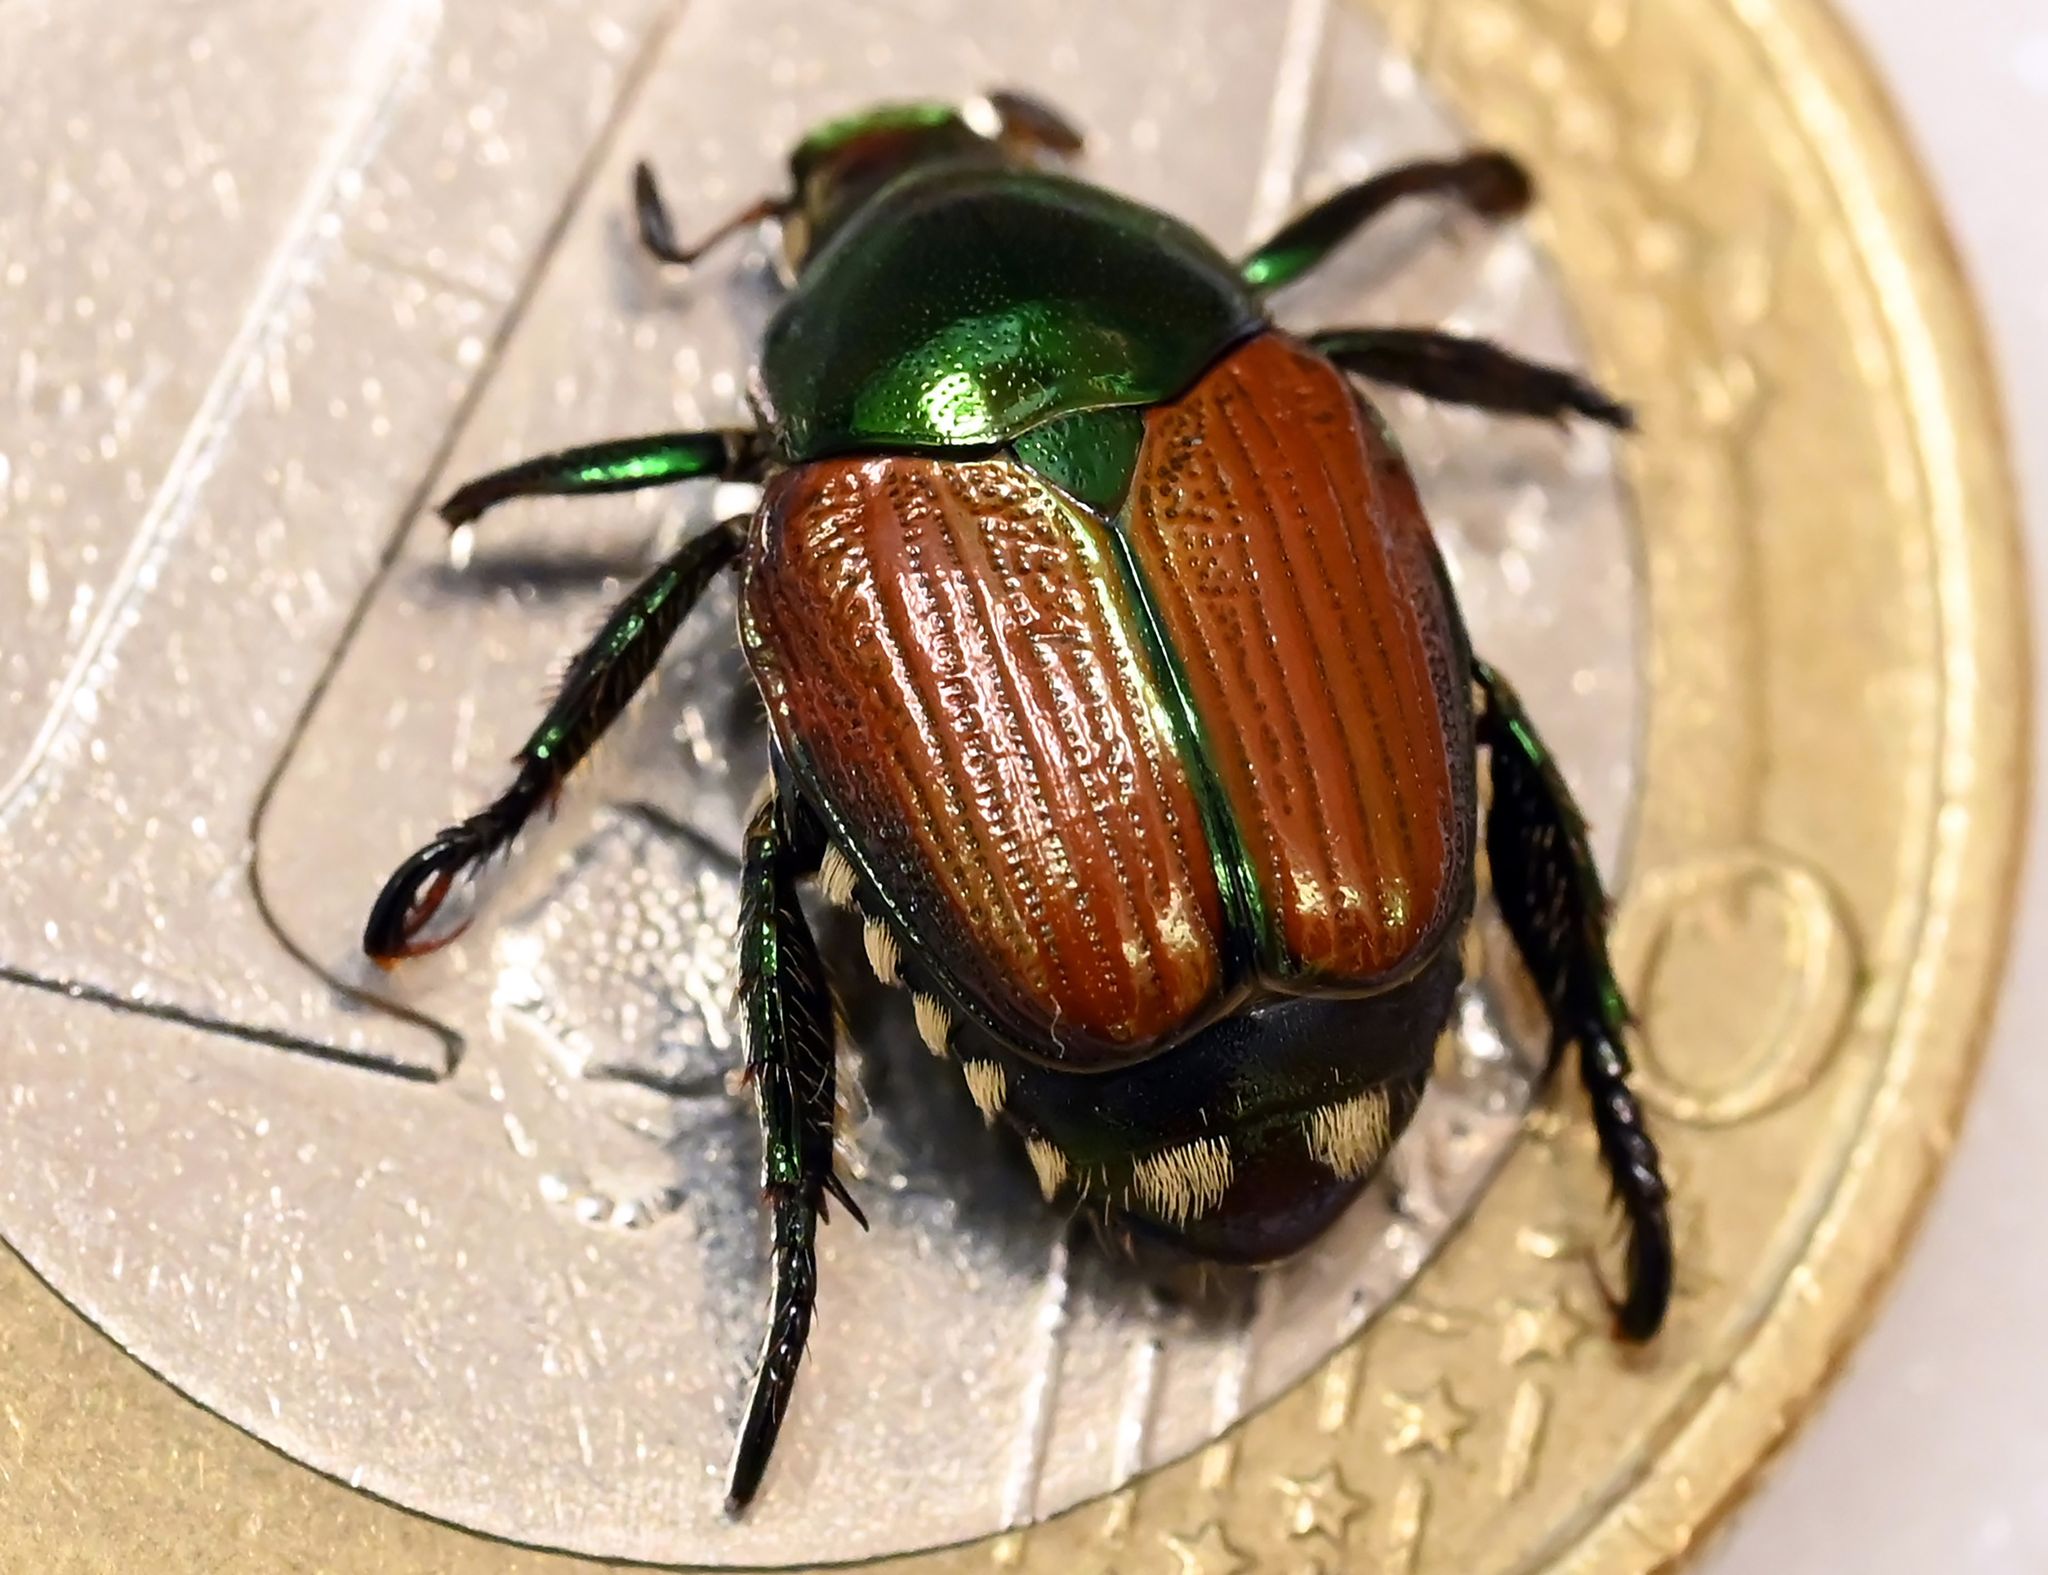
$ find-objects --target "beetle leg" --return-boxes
[1313,328,1634,430]
[727,781,866,1514]
[362,522,745,964]
[436,427,766,529]
[1240,150,1532,292]
[1474,659,1673,1340]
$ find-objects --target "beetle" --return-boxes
[361,90,1672,1511]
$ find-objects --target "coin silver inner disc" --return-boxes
[0,0,1641,1564]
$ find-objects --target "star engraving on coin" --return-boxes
[1162,1520,1251,1575]
[1276,1465,1367,1542]
[1500,1294,1592,1365]
[1384,1381,1475,1459]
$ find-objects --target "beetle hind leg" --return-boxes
[726,778,865,1513]
[1475,659,1673,1340]
[1313,328,1635,430]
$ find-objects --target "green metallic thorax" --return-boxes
[759,161,1264,461]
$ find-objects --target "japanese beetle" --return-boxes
[361,89,1671,1511]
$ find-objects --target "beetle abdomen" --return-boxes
[1124,333,1475,988]
[742,455,1229,1061]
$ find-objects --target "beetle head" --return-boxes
[778,89,1086,275]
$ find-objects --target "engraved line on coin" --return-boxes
[1163,1520,1251,1575]
[1000,1228,1074,1529]
[615,797,748,875]
[243,1,697,1063]
[0,967,443,1081]
[1115,1334,1165,1480]
[0,0,440,831]
[1385,1472,1430,1573]
[1245,0,1334,242]
[1613,849,1859,1125]
[1496,1378,1548,1499]
[1317,1343,1365,1434]
[1212,1272,1270,1441]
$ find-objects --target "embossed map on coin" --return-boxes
[0,0,1641,1563]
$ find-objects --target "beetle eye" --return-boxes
[773,210,807,284]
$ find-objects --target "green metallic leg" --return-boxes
[1475,660,1672,1340]
[1313,328,1634,429]
[1241,150,1532,292]
[727,780,866,1513]
[362,521,745,961]
[437,427,764,528]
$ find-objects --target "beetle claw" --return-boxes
[1457,150,1534,218]
[362,827,491,962]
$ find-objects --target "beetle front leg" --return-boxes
[1313,328,1634,430]
[437,427,766,528]
[1475,659,1672,1340]
[362,522,744,963]
[728,780,866,1513]
[1241,150,1532,292]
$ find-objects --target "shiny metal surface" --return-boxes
[0,0,1640,1564]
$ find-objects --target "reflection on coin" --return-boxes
[0,0,2025,1573]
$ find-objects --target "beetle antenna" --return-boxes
[633,161,786,269]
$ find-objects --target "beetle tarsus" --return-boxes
[1453,149,1534,218]
[726,1185,818,1515]
[362,818,504,961]
[726,785,858,1513]
[1241,148,1541,292]
[1583,1025,1675,1340]
[1313,327,1636,430]
[1475,659,1675,1342]
[362,527,744,966]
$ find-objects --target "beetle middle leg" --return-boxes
[1312,327,1635,429]
[1474,659,1673,1340]
[727,778,866,1513]
[1240,150,1533,292]
[362,521,744,962]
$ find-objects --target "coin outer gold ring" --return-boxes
[0,0,2026,1570]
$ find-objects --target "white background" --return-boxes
[1707,4,2045,1571]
